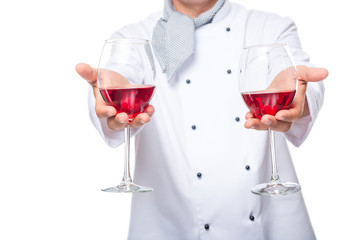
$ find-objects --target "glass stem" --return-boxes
[268,129,280,183]
[122,124,133,183]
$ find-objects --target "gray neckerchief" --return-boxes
[152,0,226,81]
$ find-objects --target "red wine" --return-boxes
[99,85,155,120]
[241,90,296,119]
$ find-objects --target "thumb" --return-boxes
[296,65,329,82]
[75,63,98,87]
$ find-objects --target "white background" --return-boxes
[0,0,359,239]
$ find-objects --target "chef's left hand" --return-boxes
[244,66,328,132]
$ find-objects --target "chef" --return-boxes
[76,0,328,239]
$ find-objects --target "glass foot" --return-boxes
[251,181,301,196]
[101,181,153,193]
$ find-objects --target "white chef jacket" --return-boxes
[89,1,324,239]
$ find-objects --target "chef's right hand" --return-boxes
[75,63,154,130]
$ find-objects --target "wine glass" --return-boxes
[97,38,156,193]
[239,43,301,196]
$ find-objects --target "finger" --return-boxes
[75,63,98,87]
[130,105,155,128]
[276,75,308,122]
[130,112,151,128]
[296,65,329,82]
[275,108,301,123]
[107,113,128,131]
[244,111,268,130]
[261,115,293,132]
[244,118,268,130]
[92,86,117,118]
[275,90,305,122]
[144,105,155,118]
[95,103,117,118]
[245,111,254,120]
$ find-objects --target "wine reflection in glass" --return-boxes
[239,43,301,196]
[97,38,156,193]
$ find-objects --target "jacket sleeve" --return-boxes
[270,16,325,147]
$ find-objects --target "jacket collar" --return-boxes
[211,0,231,23]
